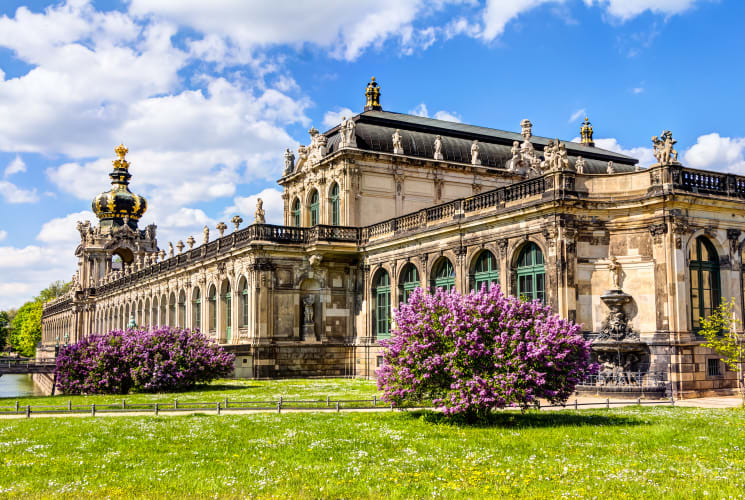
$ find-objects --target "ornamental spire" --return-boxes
[580,116,594,147]
[364,76,381,111]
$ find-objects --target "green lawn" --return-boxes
[1,401,744,498]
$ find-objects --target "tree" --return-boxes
[9,301,43,357]
[377,285,595,420]
[0,311,11,351]
[699,298,745,406]
[36,280,71,303]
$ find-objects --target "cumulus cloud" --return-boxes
[582,0,703,21]
[409,103,429,117]
[0,229,6,241]
[433,111,462,123]
[408,103,462,123]
[683,133,745,173]
[4,155,26,177]
[0,180,39,203]
[573,137,657,168]
[225,188,284,226]
[36,210,95,243]
[323,107,355,129]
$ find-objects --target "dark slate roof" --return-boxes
[322,110,638,174]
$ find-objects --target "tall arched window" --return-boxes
[151,299,158,327]
[169,293,176,326]
[309,190,320,226]
[241,278,249,327]
[399,264,420,304]
[431,258,455,292]
[221,280,232,343]
[690,236,720,330]
[208,286,217,333]
[178,290,186,327]
[192,288,201,331]
[292,198,301,227]
[373,270,391,339]
[160,296,167,326]
[472,250,499,291]
[516,243,545,303]
[330,183,340,226]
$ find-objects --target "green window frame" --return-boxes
[330,183,340,226]
[690,236,720,330]
[374,271,391,340]
[473,251,499,292]
[225,291,232,342]
[431,258,455,292]
[193,290,201,331]
[292,199,301,227]
[516,243,545,303]
[310,190,319,226]
[242,281,249,327]
[209,289,217,332]
[399,264,420,304]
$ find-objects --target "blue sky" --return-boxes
[1,0,744,309]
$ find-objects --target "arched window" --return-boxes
[240,278,249,327]
[169,293,176,326]
[472,250,499,292]
[292,198,301,227]
[690,236,720,330]
[431,258,455,292]
[192,288,201,331]
[160,296,167,326]
[178,290,186,327]
[373,270,391,339]
[516,243,545,303]
[208,286,217,333]
[309,190,320,226]
[151,299,158,327]
[399,264,420,304]
[221,280,232,343]
[330,183,340,226]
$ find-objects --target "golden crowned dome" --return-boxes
[91,144,147,228]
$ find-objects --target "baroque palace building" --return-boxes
[41,78,744,397]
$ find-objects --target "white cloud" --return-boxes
[632,87,644,94]
[409,103,429,117]
[0,229,6,241]
[225,188,284,226]
[683,133,745,173]
[4,155,26,177]
[481,0,561,41]
[0,180,39,203]
[323,107,355,129]
[569,108,586,124]
[587,137,657,168]
[36,210,95,243]
[583,0,703,21]
[433,110,462,123]
[0,243,77,309]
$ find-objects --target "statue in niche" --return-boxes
[392,129,403,154]
[471,140,481,165]
[433,135,443,160]
[254,198,265,224]
[575,156,585,174]
[283,148,295,175]
[303,295,315,324]
[203,225,210,245]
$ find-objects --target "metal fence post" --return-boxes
[155,403,159,416]
[326,395,330,407]
[277,401,281,414]
[91,404,95,417]
[122,399,126,410]
[25,405,30,418]
[670,396,675,406]
[606,398,610,409]
[574,399,578,410]
[637,397,641,406]
[336,401,340,413]
[373,395,377,407]
[15,401,19,413]
[174,399,178,410]
[217,402,221,415]
[224,396,228,409]
[68,400,72,412]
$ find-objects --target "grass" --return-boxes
[0,381,744,498]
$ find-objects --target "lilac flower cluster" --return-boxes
[376,285,596,417]
[55,327,235,394]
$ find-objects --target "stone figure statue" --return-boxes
[283,148,295,175]
[202,225,209,245]
[145,224,157,241]
[471,140,481,165]
[575,156,585,174]
[508,140,521,172]
[254,198,266,224]
[338,117,348,147]
[520,119,533,141]
[303,295,315,323]
[607,161,615,174]
[345,117,357,148]
[392,129,403,154]
[608,256,622,290]
[216,222,227,238]
[542,140,554,170]
[295,145,308,171]
[433,135,443,160]
[76,221,90,241]
[168,242,174,258]
[556,142,570,170]
[652,130,679,165]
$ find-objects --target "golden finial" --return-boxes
[580,117,594,147]
[364,76,381,111]
[113,144,130,169]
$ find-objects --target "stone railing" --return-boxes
[673,166,745,199]
[362,176,546,243]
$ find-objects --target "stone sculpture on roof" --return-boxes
[307,127,328,164]
[202,225,209,245]
[345,117,357,148]
[433,135,443,160]
[392,129,403,154]
[471,140,481,165]
[575,156,585,174]
[283,148,295,175]
[254,198,266,224]
[607,161,615,174]
[652,130,680,166]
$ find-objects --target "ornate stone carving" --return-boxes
[216,222,227,238]
[307,127,328,164]
[339,117,357,149]
[607,161,615,174]
[392,129,403,154]
[433,135,443,160]
[254,199,265,224]
[649,222,668,244]
[542,139,570,172]
[176,241,184,254]
[520,119,532,141]
[574,156,585,174]
[283,148,295,176]
[168,242,174,258]
[470,140,481,165]
[202,226,209,245]
[608,256,622,290]
[652,130,680,166]
[231,214,243,231]
[497,238,508,257]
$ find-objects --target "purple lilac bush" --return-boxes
[377,285,596,418]
[55,327,235,394]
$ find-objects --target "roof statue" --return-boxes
[471,140,481,165]
[307,127,327,164]
[607,161,615,174]
[364,76,381,111]
[202,225,209,244]
[575,156,585,174]
[231,215,244,230]
[392,129,403,155]
[254,199,266,224]
[283,148,295,176]
[652,130,680,166]
[339,117,357,149]
[433,135,443,160]
[580,116,594,147]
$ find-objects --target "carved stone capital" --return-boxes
[649,223,668,244]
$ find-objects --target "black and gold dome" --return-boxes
[92,144,147,229]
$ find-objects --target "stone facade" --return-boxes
[42,80,743,398]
